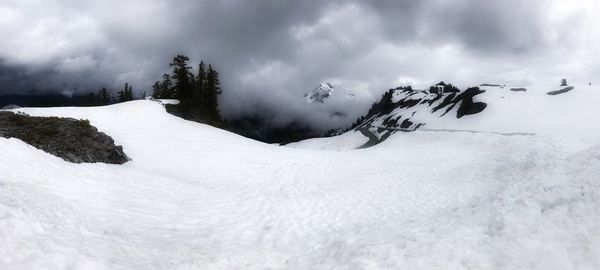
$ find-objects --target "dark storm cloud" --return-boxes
[427,0,549,53]
[0,0,597,128]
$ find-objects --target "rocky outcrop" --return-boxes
[344,84,488,145]
[510,88,527,92]
[480,83,504,87]
[0,112,129,164]
[547,86,575,96]
[455,87,488,118]
[356,86,487,128]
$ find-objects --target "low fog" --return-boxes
[1,0,599,129]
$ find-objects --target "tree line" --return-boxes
[152,55,223,126]
[53,54,225,126]
[74,82,140,106]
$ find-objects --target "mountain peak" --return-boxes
[305,82,354,104]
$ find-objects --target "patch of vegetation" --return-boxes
[78,119,92,128]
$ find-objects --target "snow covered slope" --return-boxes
[301,82,366,128]
[352,86,486,137]
[292,83,600,149]
[305,82,355,104]
[2,96,600,269]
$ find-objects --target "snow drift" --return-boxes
[1,86,600,269]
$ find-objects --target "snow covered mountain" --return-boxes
[349,85,487,140]
[2,85,600,269]
[305,82,355,104]
[318,82,591,148]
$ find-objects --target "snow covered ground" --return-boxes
[1,86,600,269]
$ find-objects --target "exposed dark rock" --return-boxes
[459,102,487,118]
[456,87,488,118]
[358,127,379,149]
[0,111,129,164]
[346,84,488,146]
[426,92,444,105]
[560,79,568,87]
[443,85,461,93]
[432,93,458,113]
[397,97,421,109]
[441,103,457,116]
[510,88,527,92]
[400,118,414,129]
[382,115,400,127]
[547,86,575,96]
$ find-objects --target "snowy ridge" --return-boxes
[290,83,600,149]
[307,83,600,148]
[349,86,487,142]
[305,82,355,104]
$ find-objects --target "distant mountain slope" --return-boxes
[305,82,355,104]
[302,82,596,149]
[347,85,487,141]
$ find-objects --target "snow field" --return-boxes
[0,94,599,269]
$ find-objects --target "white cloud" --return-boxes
[1,0,599,128]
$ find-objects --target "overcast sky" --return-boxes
[1,0,599,127]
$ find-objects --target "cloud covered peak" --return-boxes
[1,0,599,129]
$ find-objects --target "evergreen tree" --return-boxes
[118,82,134,102]
[99,88,110,105]
[169,55,193,100]
[83,92,97,106]
[206,64,222,119]
[152,74,175,99]
[152,81,162,99]
[197,61,206,91]
[195,61,207,110]
[127,84,134,100]
[151,54,225,127]
[161,73,174,98]
[117,84,125,102]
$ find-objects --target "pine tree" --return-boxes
[196,61,206,102]
[117,84,126,102]
[118,83,134,102]
[150,55,225,126]
[206,64,222,120]
[152,81,162,99]
[169,55,193,100]
[127,84,134,100]
[197,61,206,90]
[84,92,97,106]
[195,61,207,111]
[160,73,174,98]
[99,88,110,105]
